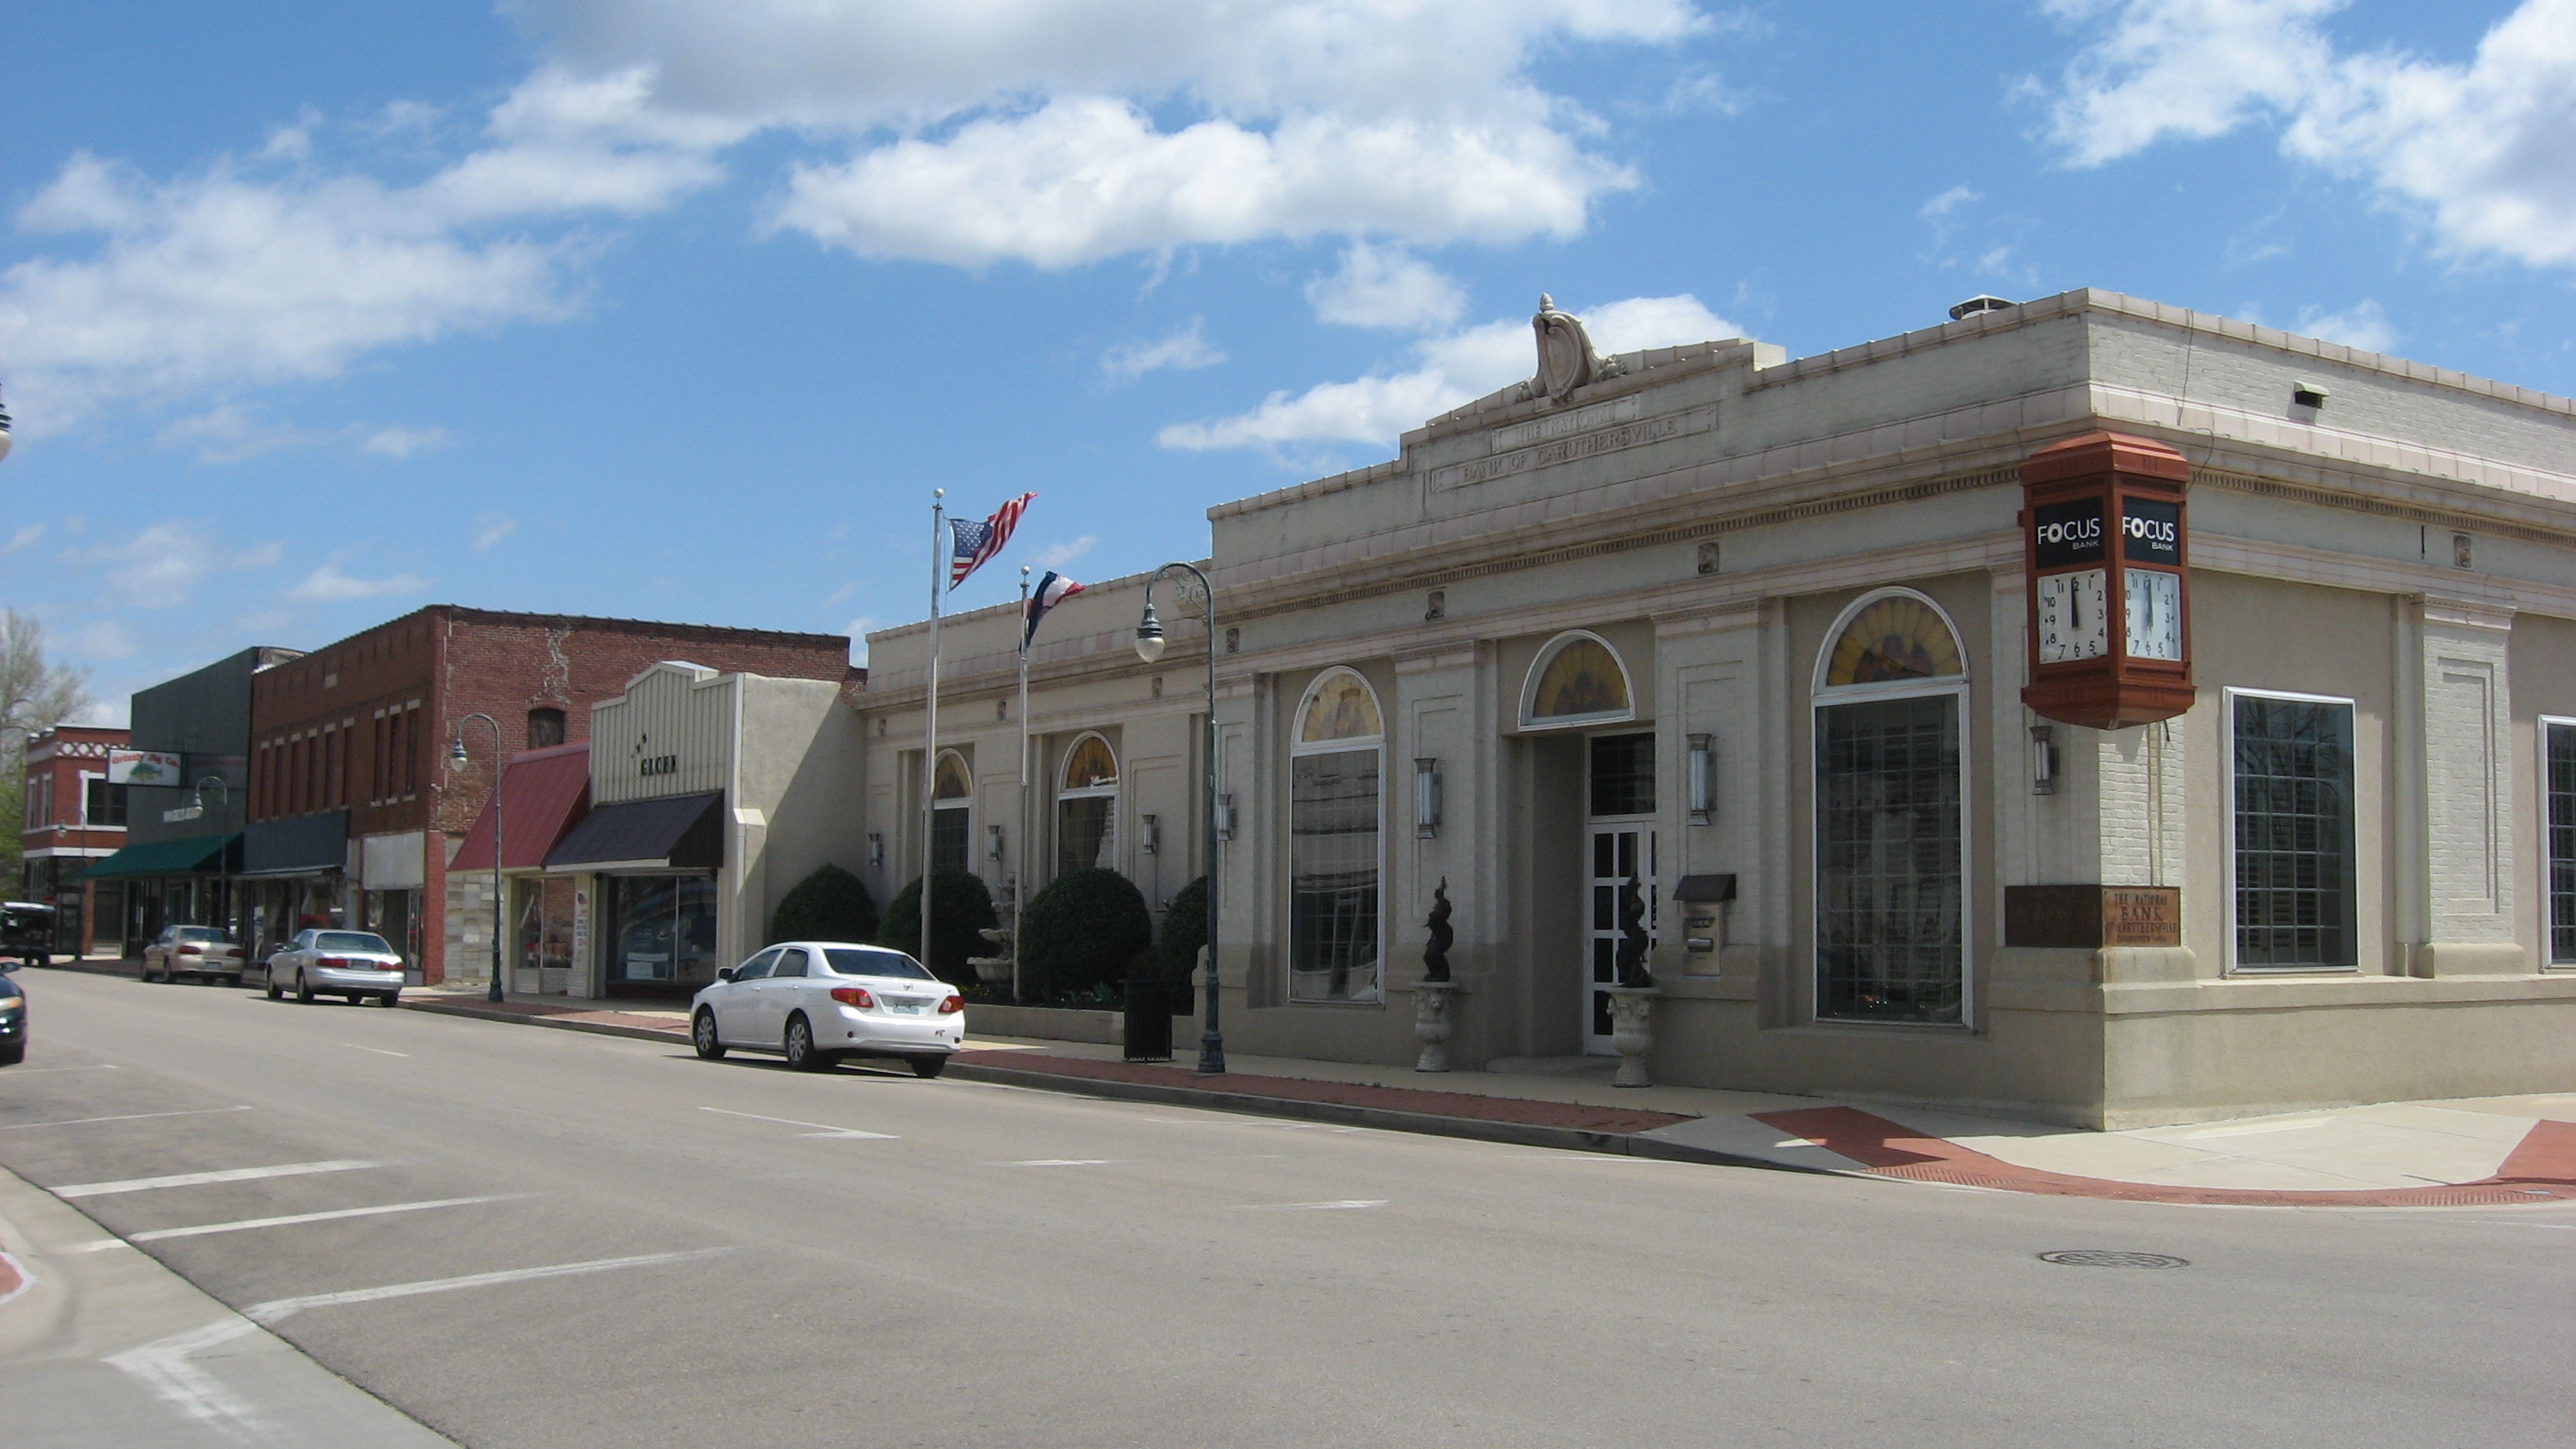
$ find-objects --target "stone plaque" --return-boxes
[2003,885,2181,949]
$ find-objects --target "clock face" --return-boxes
[2035,569,2109,663]
[2124,567,2184,660]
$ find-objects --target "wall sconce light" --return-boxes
[986,823,1005,864]
[1214,794,1235,843]
[1141,814,1160,855]
[867,832,885,868]
[2030,724,2058,796]
[1413,757,1442,839]
[1687,733,1716,825]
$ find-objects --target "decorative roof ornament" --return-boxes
[1520,293,1624,404]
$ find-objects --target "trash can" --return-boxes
[1122,977,1174,1062]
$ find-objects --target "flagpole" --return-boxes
[1015,565,1032,1005]
[922,489,944,974]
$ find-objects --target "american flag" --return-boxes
[950,492,1035,589]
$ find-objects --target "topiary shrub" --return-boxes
[1155,875,1209,1006]
[769,863,878,945]
[876,869,997,983]
[1020,868,1154,1002]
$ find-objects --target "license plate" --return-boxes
[887,998,927,1014]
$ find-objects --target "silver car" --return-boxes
[142,925,245,986]
[255,929,405,1006]
[691,941,964,1076]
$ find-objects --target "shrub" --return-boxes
[768,863,878,945]
[876,869,997,982]
[1155,875,1209,1004]
[1020,868,1154,1001]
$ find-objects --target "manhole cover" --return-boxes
[2038,1250,2189,1270]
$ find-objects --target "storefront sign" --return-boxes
[108,750,185,786]
[2003,885,2183,949]
[638,754,680,778]
[571,886,589,977]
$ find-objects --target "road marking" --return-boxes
[1240,1199,1388,1211]
[56,1159,383,1198]
[242,1248,736,1325]
[338,1043,410,1057]
[698,1106,897,1139]
[0,1105,252,1132]
[103,1316,267,1440]
[5,1063,118,1074]
[133,1194,529,1241]
[73,1240,134,1253]
[987,1159,1116,1167]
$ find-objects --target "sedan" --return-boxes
[254,928,405,1006]
[691,940,963,1076]
[0,961,25,1066]
[142,925,245,985]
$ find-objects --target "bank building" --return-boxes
[857,288,2576,1129]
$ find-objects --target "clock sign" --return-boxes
[2021,432,2194,730]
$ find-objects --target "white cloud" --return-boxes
[1919,184,1983,219]
[233,540,285,569]
[1304,242,1465,330]
[1036,536,1098,568]
[474,513,519,549]
[152,406,456,464]
[2043,0,2576,269]
[360,424,452,458]
[78,523,222,609]
[4,524,46,555]
[2292,298,2399,352]
[285,563,433,602]
[1160,294,1737,453]
[68,620,140,660]
[1101,319,1224,384]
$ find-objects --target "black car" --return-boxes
[0,901,53,970]
[0,961,26,1066]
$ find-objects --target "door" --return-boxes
[755,947,814,1046]
[713,948,780,1043]
[1584,826,1657,1054]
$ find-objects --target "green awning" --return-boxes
[83,833,240,880]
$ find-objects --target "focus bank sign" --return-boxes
[107,749,185,786]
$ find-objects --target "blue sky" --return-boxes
[3,0,2571,721]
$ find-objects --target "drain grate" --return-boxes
[2038,1250,2189,1270]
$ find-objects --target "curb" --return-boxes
[397,997,692,1046]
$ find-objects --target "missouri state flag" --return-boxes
[950,492,1035,589]
[1023,570,1085,648]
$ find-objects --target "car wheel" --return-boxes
[908,1055,948,1079]
[227,974,243,989]
[142,958,159,982]
[295,971,314,1004]
[783,1014,830,1071]
[378,992,400,1008]
[0,1042,23,1067]
[264,971,282,1001]
[692,1010,726,1060]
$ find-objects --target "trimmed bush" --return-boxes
[768,863,878,945]
[1020,868,1154,1002]
[1156,875,1209,1002]
[876,869,997,982]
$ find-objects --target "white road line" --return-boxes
[338,1043,410,1057]
[986,1159,1117,1167]
[56,1159,383,1198]
[103,1316,267,1441]
[1239,1199,1389,1211]
[242,1248,736,1325]
[133,1195,530,1241]
[4,1063,118,1074]
[73,1240,134,1253]
[697,1106,897,1139]
[0,1106,252,1132]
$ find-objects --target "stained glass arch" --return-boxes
[932,750,972,801]
[1817,589,1966,692]
[1060,733,1118,792]
[1521,631,1634,729]
[1295,668,1383,749]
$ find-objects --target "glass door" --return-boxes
[1583,732,1658,1055]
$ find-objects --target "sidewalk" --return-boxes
[399,988,2576,1210]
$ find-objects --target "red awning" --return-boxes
[452,742,590,872]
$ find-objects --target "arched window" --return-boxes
[1521,631,1634,729]
[931,750,972,873]
[1056,734,1119,876]
[1812,588,1970,1026]
[1289,668,1383,1004]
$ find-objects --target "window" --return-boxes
[1589,733,1656,816]
[931,750,972,873]
[824,948,932,979]
[85,778,127,827]
[774,948,810,979]
[735,947,782,981]
[1056,734,1119,876]
[1813,589,1969,1025]
[1290,668,1383,1004]
[527,707,566,750]
[2229,692,2357,970]
[2551,721,2576,966]
[1521,632,1634,729]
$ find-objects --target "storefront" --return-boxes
[547,792,723,997]
[80,832,241,955]
[240,810,349,961]
[450,742,592,993]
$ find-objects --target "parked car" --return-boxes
[254,929,404,1006]
[142,925,245,985]
[0,901,54,970]
[0,960,25,1065]
[691,940,963,1076]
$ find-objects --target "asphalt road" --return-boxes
[3,967,2571,1449]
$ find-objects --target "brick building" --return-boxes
[19,724,131,956]
[245,606,854,984]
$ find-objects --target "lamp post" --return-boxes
[1133,562,1223,1075]
[447,714,506,1004]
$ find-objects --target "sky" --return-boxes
[2,0,2571,723]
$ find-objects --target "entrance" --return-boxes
[1583,733,1657,1054]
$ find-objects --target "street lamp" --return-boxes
[1134,562,1224,1075]
[448,714,506,1004]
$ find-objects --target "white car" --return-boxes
[254,928,405,1006]
[691,940,964,1076]
[142,925,244,985]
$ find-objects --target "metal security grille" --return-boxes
[1290,749,1380,1002]
[2549,722,2576,964]
[1588,732,1657,816]
[1815,694,1963,1024]
[2233,695,2356,968]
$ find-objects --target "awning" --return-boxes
[83,833,240,880]
[543,791,723,874]
[452,743,591,873]
[240,810,349,878]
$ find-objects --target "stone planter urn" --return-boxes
[1605,985,1658,1088]
[1410,982,1460,1072]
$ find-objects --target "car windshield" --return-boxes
[822,948,933,981]
[176,928,230,942]
[314,932,393,954]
